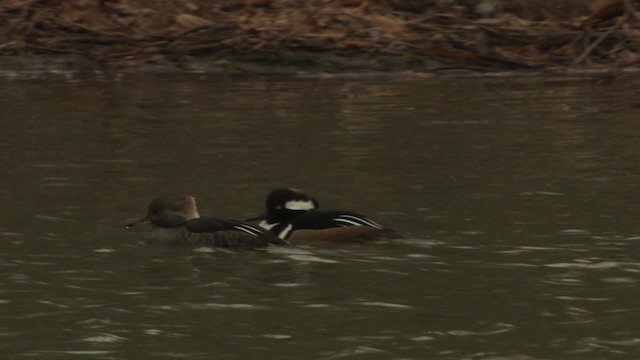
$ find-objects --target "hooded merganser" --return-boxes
[247,188,401,243]
[126,196,288,247]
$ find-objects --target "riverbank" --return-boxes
[1,0,639,74]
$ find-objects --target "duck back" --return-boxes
[146,217,287,247]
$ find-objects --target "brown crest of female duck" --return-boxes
[246,188,401,243]
[127,196,288,247]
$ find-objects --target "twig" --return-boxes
[621,0,638,21]
[50,18,110,36]
[40,36,128,45]
[572,24,620,65]
[25,43,86,54]
[174,25,215,39]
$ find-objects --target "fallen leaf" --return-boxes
[3,0,34,8]
[475,17,505,26]
[183,2,200,11]
[175,13,213,29]
[366,14,407,34]
[294,14,320,35]
[589,0,623,21]
[616,49,639,65]
[245,0,272,6]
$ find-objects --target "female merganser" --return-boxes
[127,196,288,247]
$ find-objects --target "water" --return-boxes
[1,73,639,359]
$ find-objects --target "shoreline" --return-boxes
[1,53,639,79]
[1,1,638,76]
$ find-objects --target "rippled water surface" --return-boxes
[1,73,640,359]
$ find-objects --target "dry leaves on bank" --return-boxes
[0,0,639,70]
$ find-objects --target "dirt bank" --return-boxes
[1,0,638,74]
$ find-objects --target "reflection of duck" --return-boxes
[247,188,401,243]
[126,196,288,247]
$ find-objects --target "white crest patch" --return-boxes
[284,200,316,211]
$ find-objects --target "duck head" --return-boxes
[126,196,200,228]
[246,188,318,225]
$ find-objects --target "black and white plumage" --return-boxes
[127,196,288,247]
[247,188,400,242]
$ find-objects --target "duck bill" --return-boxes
[245,213,268,222]
[125,218,152,229]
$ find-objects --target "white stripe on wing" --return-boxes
[336,215,384,229]
[234,224,262,237]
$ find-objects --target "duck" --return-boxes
[247,188,401,243]
[126,196,288,247]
